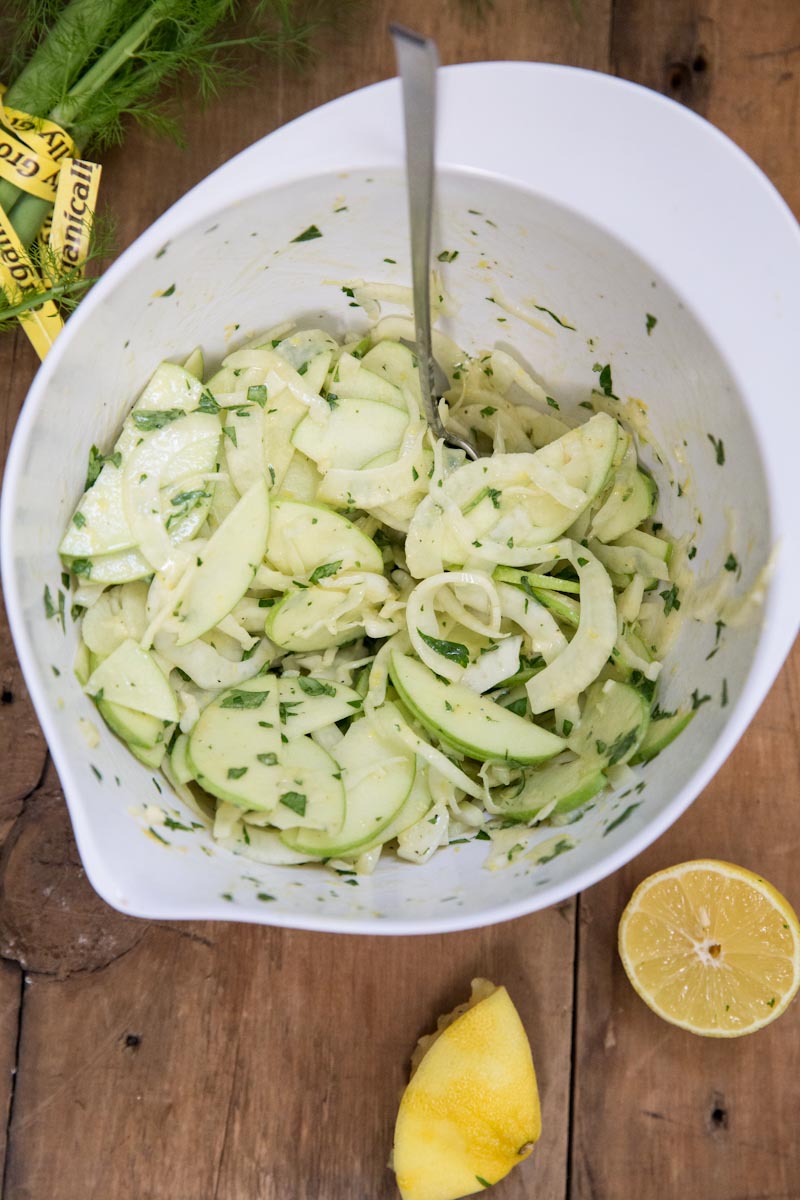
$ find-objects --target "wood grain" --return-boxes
[570,644,800,1200]
[0,959,21,1180]
[0,329,48,847]
[3,909,575,1200]
[1,5,591,1199]
[567,5,800,1195]
[611,0,800,204]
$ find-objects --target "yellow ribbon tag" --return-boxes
[1,114,76,162]
[0,204,64,358]
[48,158,102,276]
[0,86,102,359]
[0,126,61,201]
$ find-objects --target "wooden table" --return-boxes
[2,3,799,1197]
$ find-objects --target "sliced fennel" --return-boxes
[63,315,686,875]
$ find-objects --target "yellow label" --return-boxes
[0,204,63,357]
[0,84,77,160]
[36,212,54,284]
[49,158,102,274]
[0,126,60,200]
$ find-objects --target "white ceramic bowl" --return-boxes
[3,64,799,933]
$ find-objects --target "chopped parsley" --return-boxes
[659,583,681,615]
[279,791,307,816]
[132,408,184,431]
[417,631,469,669]
[537,837,574,864]
[533,304,575,330]
[291,224,323,242]
[707,433,725,465]
[298,677,337,697]
[256,752,278,766]
[223,425,238,447]
[607,728,641,766]
[309,560,343,584]
[724,553,738,573]
[691,689,712,710]
[436,249,459,262]
[43,585,57,623]
[197,389,220,414]
[85,445,121,489]
[227,766,248,779]
[645,313,657,335]
[164,816,193,832]
[593,362,618,399]
[220,689,269,710]
[170,489,209,507]
[462,485,501,515]
[603,803,641,836]
[247,384,268,407]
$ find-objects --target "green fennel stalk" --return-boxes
[0,0,340,329]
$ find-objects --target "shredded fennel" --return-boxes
[62,307,731,878]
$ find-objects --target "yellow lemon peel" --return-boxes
[393,978,540,1200]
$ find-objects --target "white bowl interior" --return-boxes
[4,166,770,929]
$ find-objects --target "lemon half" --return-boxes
[618,859,800,1037]
[393,978,541,1200]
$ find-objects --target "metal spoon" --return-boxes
[390,24,479,461]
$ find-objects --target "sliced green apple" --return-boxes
[84,638,178,722]
[389,653,564,764]
[173,477,270,645]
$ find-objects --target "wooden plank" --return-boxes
[571,4,800,1193]
[0,329,48,847]
[97,0,614,260]
[3,908,575,1200]
[570,646,800,1199]
[0,5,601,1198]
[0,959,21,1177]
[610,0,800,215]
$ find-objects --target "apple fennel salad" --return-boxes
[60,315,693,873]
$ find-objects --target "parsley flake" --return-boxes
[292,225,322,243]
[417,630,469,668]
[309,560,342,584]
[279,791,307,817]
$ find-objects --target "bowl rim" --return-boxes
[3,62,800,933]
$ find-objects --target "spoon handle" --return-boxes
[390,24,448,442]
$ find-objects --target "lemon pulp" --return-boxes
[618,858,800,1037]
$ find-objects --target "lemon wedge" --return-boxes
[392,978,540,1200]
[618,858,800,1037]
